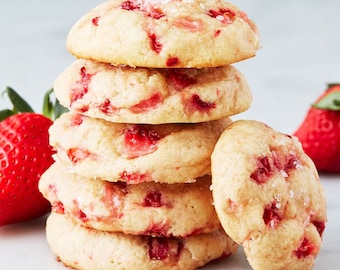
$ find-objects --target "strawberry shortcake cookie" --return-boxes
[46,213,238,270]
[66,0,260,68]
[53,59,252,124]
[49,111,231,183]
[40,162,221,237]
[211,120,327,270]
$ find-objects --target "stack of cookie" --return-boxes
[39,0,260,269]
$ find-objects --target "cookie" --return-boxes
[39,162,221,237]
[53,59,252,124]
[66,0,260,68]
[49,111,231,184]
[46,213,238,270]
[211,120,327,270]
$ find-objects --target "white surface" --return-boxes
[0,1,339,269]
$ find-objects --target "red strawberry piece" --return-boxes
[101,182,126,219]
[250,156,273,184]
[166,57,180,67]
[120,0,164,19]
[122,125,161,158]
[263,200,283,228]
[70,66,93,105]
[172,16,204,32]
[120,171,151,184]
[91,16,100,26]
[184,94,216,114]
[98,99,118,115]
[143,191,164,207]
[69,113,86,126]
[293,84,340,173]
[120,0,139,11]
[0,87,65,226]
[207,8,236,24]
[145,5,164,19]
[148,237,171,260]
[71,201,88,223]
[145,222,169,236]
[67,147,97,163]
[130,92,163,113]
[148,32,163,53]
[167,69,197,90]
[250,149,301,184]
[142,191,172,208]
[148,237,183,261]
[294,237,317,259]
[51,201,65,215]
[312,220,326,237]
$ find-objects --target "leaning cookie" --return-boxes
[49,111,231,184]
[66,0,259,68]
[211,120,327,270]
[46,213,238,270]
[53,59,252,124]
[39,162,221,237]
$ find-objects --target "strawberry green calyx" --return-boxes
[0,87,34,121]
[0,87,67,122]
[312,85,340,111]
[43,88,68,120]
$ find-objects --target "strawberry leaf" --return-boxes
[54,99,68,119]
[43,88,68,120]
[327,83,340,88]
[2,87,34,113]
[313,91,340,110]
[43,88,54,119]
[0,109,14,121]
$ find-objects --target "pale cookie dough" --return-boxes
[40,162,221,237]
[211,120,327,270]
[46,213,238,270]
[53,59,252,124]
[66,0,260,68]
[49,111,231,183]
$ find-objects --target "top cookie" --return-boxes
[66,0,260,68]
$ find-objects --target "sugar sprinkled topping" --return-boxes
[295,163,304,170]
[280,170,288,178]
[304,196,311,207]
[216,15,225,22]
[112,196,121,208]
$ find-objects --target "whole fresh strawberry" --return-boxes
[0,87,66,226]
[294,83,340,173]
